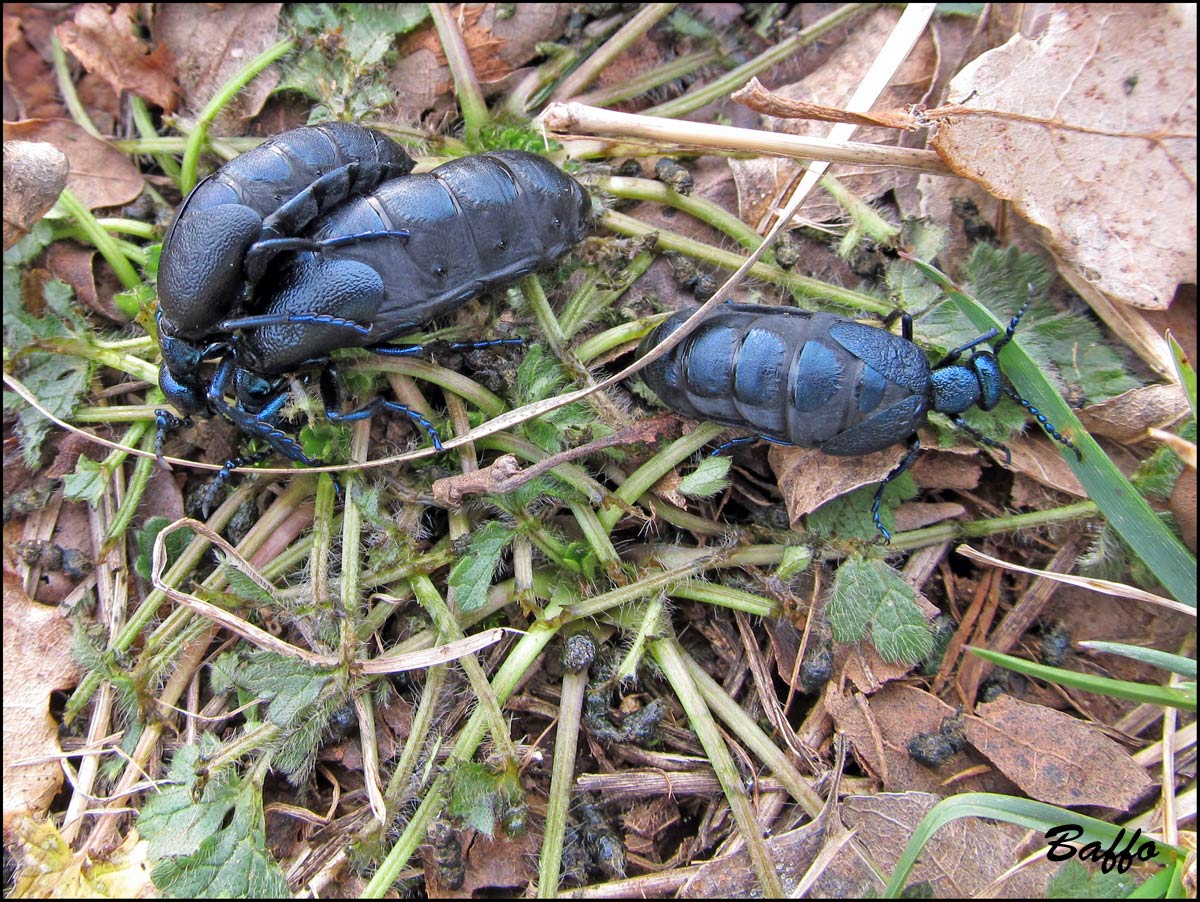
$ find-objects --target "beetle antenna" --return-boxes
[1002,387,1083,460]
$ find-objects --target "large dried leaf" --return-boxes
[840,791,1058,898]
[153,4,282,132]
[931,5,1196,310]
[55,3,177,112]
[2,572,83,829]
[967,694,1155,810]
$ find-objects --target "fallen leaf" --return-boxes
[825,683,1016,796]
[770,444,901,528]
[2,571,84,829]
[1077,383,1191,443]
[967,694,1155,809]
[840,791,1057,897]
[55,3,177,112]
[1169,465,1196,553]
[8,817,152,898]
[2,139,68,249]
[3,119,143,210]
[930,5,1196,310]
[153,4,281,132]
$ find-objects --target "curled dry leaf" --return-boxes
[769,443,901,528]
[3,119,143,210]
[153,4,281,132]
[2,140,68,249]
[1076,382,1192,443]
[930,5,1197,311]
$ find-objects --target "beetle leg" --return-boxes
[243,158,413,282]
[201,448,272,518]
[217,312,373,335]
[950,416,1012,465]
[872,435,921,543]
[319,367,444,451]
[370,337,525,358]
[154,410,193,462]
[708,434,794,457]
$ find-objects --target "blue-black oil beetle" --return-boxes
[637,300,1081,541]
[155,142,590,512]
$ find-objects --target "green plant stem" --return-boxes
[409,574,520,766]
[560,251,657,341]
[537,657,589,896]
[601,209,892,316]
[563,556,714,622]
[102,426,155,548]
[598,420,725,532]
[130,95,181,182]
[179,38,295,194]
[575,314,663,364]
[55,189,141,289]
[575,48,721,108]
[381,662,447,812]
[594,176,770,254]
[551,3,678,102]
[820,173,900,244]
[430,3,487,145]
[643,3,869,118]
[51,32,102,139]
[652,636,785,897]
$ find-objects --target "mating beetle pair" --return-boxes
[154,123,591,508]
[638,300,1082,541]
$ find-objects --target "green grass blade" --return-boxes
[909,259,1196,608]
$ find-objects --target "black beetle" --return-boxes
[637,300,1081,541]
[156,122,415,416]
[157,149,590,510]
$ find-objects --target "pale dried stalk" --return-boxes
[538,101,951,175]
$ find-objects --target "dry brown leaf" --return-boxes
[2,571,84,830]
[55,3,176,112]
[1169,465,1196,553]
[769,444,901,528]
[153,4,281,132]
[3,119,143,210]
[840,791,1058,897]
[1077,383,1191,443]
[967,694,1156,809]
[893,501,966,532]
[390,5,570,126]
[4,9,70,121]
[930,5,1196,311]
[825,683,1016,796]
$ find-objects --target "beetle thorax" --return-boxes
[930,364,982,416]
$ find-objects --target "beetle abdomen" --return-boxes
[640,304,933,454]
[239,150,590,372]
